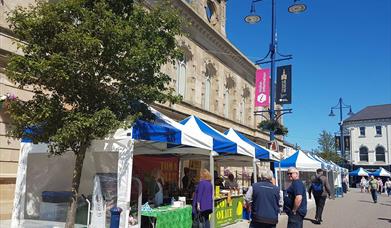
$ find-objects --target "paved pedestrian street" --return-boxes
[227,189,391,228]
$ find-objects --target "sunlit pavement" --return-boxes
[226,189,391,228]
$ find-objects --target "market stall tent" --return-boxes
[371,167,391,177]
[275,150,322,172]
[224,128,279,161]
[349,167,370,177]
[11,107,216,228]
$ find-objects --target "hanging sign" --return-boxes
[276,65,292,104]
[254,69,270,107]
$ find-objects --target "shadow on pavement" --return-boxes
[377,218,391,223]
[303,218,319,224]
[379,203,391,206]
[358,200,374,203]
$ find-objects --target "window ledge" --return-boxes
[358,135,366,138]
[375,135,382,137]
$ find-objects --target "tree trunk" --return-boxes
[65,142,88,228]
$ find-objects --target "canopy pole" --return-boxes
[253,157,257,184]
[117,139,134,228]
[11,142,32,227]
[210,151,215,228]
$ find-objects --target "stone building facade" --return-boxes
[0,0,286,219]
[344,104,391,171]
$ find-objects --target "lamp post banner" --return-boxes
[276,65,292,104]
[255,69,270,107]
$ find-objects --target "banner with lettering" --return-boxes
[276,65,292,104]
[254,69,270,107]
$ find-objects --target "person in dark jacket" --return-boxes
[284,167,307,228]
[246,169,280,228]
[308,169,331,224]
[193,169,213,228]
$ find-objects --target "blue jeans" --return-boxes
[370,189,377,202]
[287,214,304,228]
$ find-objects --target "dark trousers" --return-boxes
[287,214,304,228]
[200,211,210,228]
[370,189,377,203]
[314,195,327,221]
[249,221,276,228]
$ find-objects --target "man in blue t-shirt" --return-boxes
[283,167,307,228]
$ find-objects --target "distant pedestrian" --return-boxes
[283,167,307,228]
[369,176,379,203]
[342,175,348,193]
[377,177,383,194]
[192,169,213,228]
[360,177,366,193]
[308,169,331,225]
[385,178,391,196]
[246,169,280,228]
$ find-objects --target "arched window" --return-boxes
[359,147,369,162]
[375,146,385,162]
[176,57,187,97]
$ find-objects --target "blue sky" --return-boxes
[226,0,391,151]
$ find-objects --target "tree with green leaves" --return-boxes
[6,0,182,226]
[316,130,343,164]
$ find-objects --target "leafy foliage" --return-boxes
[6,0,183,225]
[258,120,288,136]
[316,130,343,163]
[6,0,182,153]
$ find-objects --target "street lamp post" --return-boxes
[329,98,354,161]
[245,0,306,142]
[245,0,306,188]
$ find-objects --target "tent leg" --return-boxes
[253,158,257,184]
[210,151,215,228]
[11,143,31,227]
[117,139,134,228]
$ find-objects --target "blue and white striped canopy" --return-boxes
[131,107,211,150]
[180,116,246,155]
[349,167,369,176]
[224,128,279,161]
[307,153,331,170]
[371,167,391,177]
[275,150,322,171]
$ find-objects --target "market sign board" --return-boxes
[254,69,270,107]
[214,196,243,227]
[276,65,292,104]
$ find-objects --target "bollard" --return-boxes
[110,207,123,228]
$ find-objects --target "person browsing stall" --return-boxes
[193,169,213,228]
[246,169,280,228]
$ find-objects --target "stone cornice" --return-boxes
[172,0,257,85]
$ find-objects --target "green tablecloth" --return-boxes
[141,205,192,228]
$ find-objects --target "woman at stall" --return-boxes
[193,169,213,228]
[151,169,164,207]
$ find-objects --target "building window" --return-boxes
[375,126,382,136]
[359,127,365,136]
[205,1,215,22]
[176,57,187,97]
[359,147,368,162]
[375,146,385,162]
